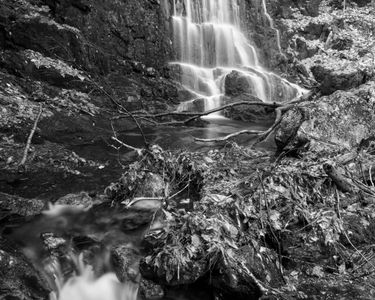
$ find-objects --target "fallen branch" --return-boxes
[111,136,142,153]
[19,104,43,168]
[194,89,318,143]
[87,77,149,147]
[195,129,264,142]
[113,95,280,127]
[133,94,279,118]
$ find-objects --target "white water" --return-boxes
[172,0,303,114]
[49,254,138,300]
[261,0,282,53]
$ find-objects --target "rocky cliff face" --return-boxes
[1,0,173,72]
[0,0,181,203]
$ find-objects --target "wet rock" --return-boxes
[0,237,51,300]
[0,193,45,235]
[223,93,276,122]
[55,191,93,209]
[237,1,285,69]
[177,98,206,113]
[224,70,299,102]
[40,232,76,282]
[310,58,366,95]
[0,192,45,218]
[225,71,253,97]
[111,244,141,283]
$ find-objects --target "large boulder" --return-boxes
[111,244,141,283]
[224,70,254,97]
[310,56,367,95]
[224,70,300,102]
[303,82,375,150]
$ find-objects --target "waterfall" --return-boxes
[261,0,282,53]
[171,0,303,114]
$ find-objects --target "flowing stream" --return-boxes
[171,0,303,114]
[11,2,306,300]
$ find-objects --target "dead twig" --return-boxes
[87,77,148,147]
[111,136,142,153]
[19,104,43,168]
[195,129,264,142]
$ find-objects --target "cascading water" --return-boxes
[261,0,282,53]
[171,0,303,115]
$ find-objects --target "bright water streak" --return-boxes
[172,0,304,115]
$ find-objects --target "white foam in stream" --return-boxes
[49,255,138,300]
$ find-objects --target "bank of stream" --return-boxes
[0,117,273,201]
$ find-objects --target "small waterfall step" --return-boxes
[172,0,305,115]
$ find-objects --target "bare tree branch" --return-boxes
[194,89,318,143]
[113,100,280,127]
[87,76,149,147]
[195,129,264,142]
[19,104,43,168]
[111,136,143,153]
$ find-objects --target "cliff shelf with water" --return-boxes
[171,0,304,115]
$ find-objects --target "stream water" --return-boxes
[4,1,306,300]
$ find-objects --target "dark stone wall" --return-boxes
[0,0,173,74]
[42,0,174,70]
